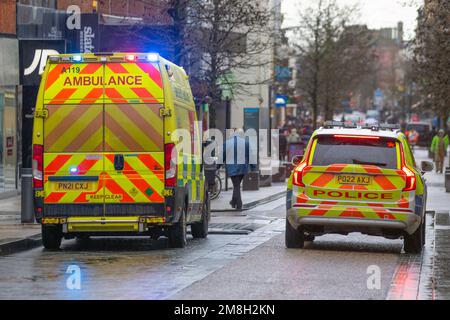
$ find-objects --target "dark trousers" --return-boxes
[231,175,244,209]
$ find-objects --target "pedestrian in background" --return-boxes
[287,128,301,144]
[431,129,449,174]
[222,129,257,210]
[408,128,419,150]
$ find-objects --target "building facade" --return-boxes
[0,0,20,198]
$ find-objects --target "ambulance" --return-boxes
[286,122,434,253]
[32,53,209,249]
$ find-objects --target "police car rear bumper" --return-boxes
[287,207,421,235]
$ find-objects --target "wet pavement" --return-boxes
[0,198,406,300]
[0,148,449,300]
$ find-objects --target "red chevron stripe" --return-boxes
[136,62,162,88]
[45,64,72,90]
[45,192,66,203]
[45,155,72,174]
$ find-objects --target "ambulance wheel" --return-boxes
[404,220,424,254]
[191,191,210,239]
[42,225,62,250]
[285,219,304,249]
[168,206,187,248]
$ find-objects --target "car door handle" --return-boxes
[114,154,124,171]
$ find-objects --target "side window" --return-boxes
[403,140,416,167]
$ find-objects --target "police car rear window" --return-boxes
[311,135,398,169]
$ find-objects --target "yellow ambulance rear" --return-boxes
[32,53,209,249]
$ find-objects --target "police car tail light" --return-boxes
[165,143,177,187]
[293,162,307,187]
[402,166,416,191]
[32,144,43,189]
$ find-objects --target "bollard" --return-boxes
[21,168,34,223]
[272,165,286,182]
[445,167,450,193]
[243,171,259,191]
[204,163,217,187]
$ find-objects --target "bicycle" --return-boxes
[209,172,222,200]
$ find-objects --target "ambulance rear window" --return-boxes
[311,135,398,169]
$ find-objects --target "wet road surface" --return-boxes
[0,197,422,300]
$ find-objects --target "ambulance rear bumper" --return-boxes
[60,216,167,234]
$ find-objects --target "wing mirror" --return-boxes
[421,161,434,173]
[292,155,303,166]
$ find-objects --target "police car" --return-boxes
[286,122,434,253]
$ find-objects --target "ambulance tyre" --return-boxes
[42,225,62,250]
[191,191,210,239]
[404,220,424,254]
[168,204,187,248]
[285,219,304,249]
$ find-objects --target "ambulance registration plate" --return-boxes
[52,182,96,192]
[336,175,372,185]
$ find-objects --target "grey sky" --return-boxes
[281,0,422,40]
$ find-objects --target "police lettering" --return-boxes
[313,189,393,200]
[63,75,143,86]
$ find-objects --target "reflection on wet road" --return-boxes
[0,198,433,300]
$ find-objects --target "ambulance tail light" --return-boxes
[402,166,416,191]
[165,143,177,187]
[293,162,308,187]
[32,144,43,189]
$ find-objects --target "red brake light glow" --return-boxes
[402,165,416,191]
[399,142,416,191]
[293,161,308,187]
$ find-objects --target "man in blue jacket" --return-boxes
[222,129,257,210]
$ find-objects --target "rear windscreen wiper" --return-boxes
[352,159,387,167]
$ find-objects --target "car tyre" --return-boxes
[168,205,187,248]
[42,225,62,250]
[285,219,304,248]
[404,220,424,254]
[191,191,210,239]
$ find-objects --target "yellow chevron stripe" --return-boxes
[45,107,75,135]
[49,107,102,151]
[105,127,129,151]
[125,156,164,193]
[79,127,103,152]
[122,63,163,97]
[44,64,104,102]
[106,107,160,151]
